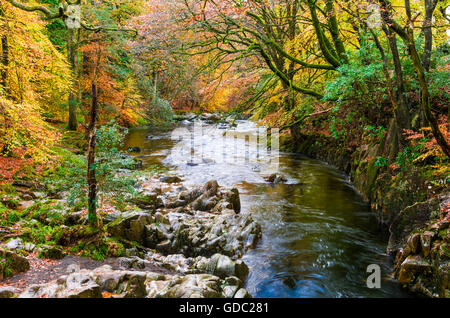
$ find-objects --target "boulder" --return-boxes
[131,193,164,210]
[160,175,183,184]
[234,288,252,298]
[64,211,86,226]
[265,173,287,184]
[197,254,249,281]
[155,274,223,298]
[420,231,434,258]
[0,248,30,279]
[118,257,146,269]
[4,238,23,250]
[106,212,154,244]
[19,272,102,298]
[397,255,432,284]
[223,188,241,213]
[127,147,141,153]
[388,198,440,253]
[0,287,20,298]
[38,245,65,260]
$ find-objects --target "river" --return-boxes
[124,119,412,298]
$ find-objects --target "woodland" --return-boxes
[0,0,449,299]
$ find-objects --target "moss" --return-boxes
[0,255,14,278]
[63,233,125,260]
[19,221,61,245]
[0,184,17,195]
[61,130,87,151]
[22,201,65,226]
[366,157,379,197]
[53,225,101,246]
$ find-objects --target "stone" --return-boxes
[127,147,141,153]
[0,287,20,298]
[160,175,183,184]
[106,212,153,244]
[38,245,65,260]
[224,188,241,213]
[115,272,147,298]
[407,233,421,254]
[234,288,252,298]
[131,193,164,210]
[420,231,434,258]
[437,263,450,297]
[397,255,432,284]
[19,272,102,298]
[66,264,80,273]
[118,257,146,269]
[202,254,249,281]
[156,240,172,254]
[0,248,30,276]
[154,212,170,225]
[388,197,440,253]
[65,211,85,225]
[222,285,240,298]
[265,173,287,184]
[4,238,23,250]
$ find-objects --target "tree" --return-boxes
[6,0,137,130]
[0,1,70,160]
[379,0,450,157]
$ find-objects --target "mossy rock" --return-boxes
[61,131,88,151]
[0,249,30,279]
[38,245,65,260]
[387,197,441,253]
[53,225,102,247]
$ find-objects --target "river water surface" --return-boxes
[125,119,412,298]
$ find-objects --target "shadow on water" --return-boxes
[124,122,413,298]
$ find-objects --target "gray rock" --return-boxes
[0,248,30,278]
[38,245,65,260]
[199,254,249,281]
[118,257,146,269]
[397,255,432,284]
[0,287,20,298]
[131,193,164,210]
[65,211,85,225]
[265,173,287,184]
[19,272,102,298]
[4,238,23,250]
[234,288,252,298]
[66,264,80,273]
[160,175,183,184]
[106,212,154,244]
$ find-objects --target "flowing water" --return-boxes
[125,119,412,298]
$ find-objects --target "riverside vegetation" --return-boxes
[0,0,449,298]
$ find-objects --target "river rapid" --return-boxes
[124,118,412,298]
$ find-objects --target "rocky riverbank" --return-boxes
[0,169,261,298]
[284,132,449,297]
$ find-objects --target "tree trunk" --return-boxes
[67,28,80,131]
[0,5,8,96]
[407,39,450,157]
[382,26,411,140]
[1,35,7,94]
[422,0,437,73]
[87,82,98,226]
